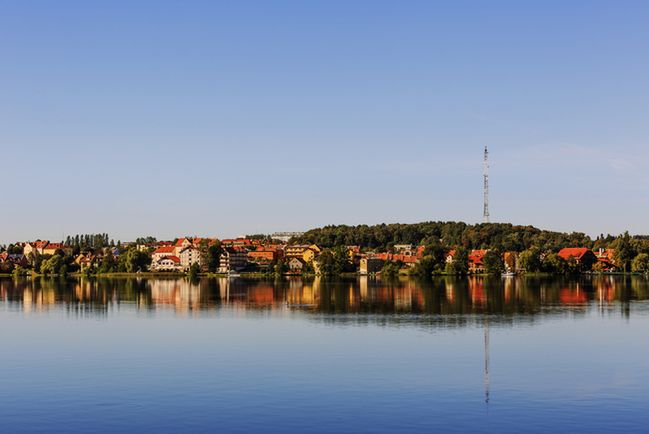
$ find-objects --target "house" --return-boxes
[153,255,182,272]
[557,248,597,270]
[0,253,28,267]
[221,238,254,248]
[445,249,456,264]
[374,251,421,268]
[247,246,282,265]
[347,246,361,260]
[503,252,518,273]
[287,257,306,274]
[594,248,617,271]
[173,237,193,255]
[393,244,414,251]
[218,248,248,273]
[75,253,97,270]
[271,232,303,243]
[360,257,384,275]
[23,240,50,256]
[285,244,321,263]
[469,250,488,273]
[179,246,201,271]
[152,246,176,263]
[42,243,73,256]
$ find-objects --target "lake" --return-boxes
[1,275,648,433]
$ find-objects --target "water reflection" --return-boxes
[1,275,648,322]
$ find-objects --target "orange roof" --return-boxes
[469,250,488,265]
[44,243,66,250]
[174,238,189,247]
[153,246,176,254]
[375,253,419,264]
[558,248,591,261]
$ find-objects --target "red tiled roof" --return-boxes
[375,253,419,264]
[175,238,189,247]
[153,246,176,254]
[44,243,66,250]
[469,250,488,265]
[558,248,591,261]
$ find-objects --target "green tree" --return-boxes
[120,249,151,273]
[381,261,401,278]
[449,247,469,275]
[12,265,24,278]
[413,256,436,278]
[422,240,447,271]
[613,231,636,273]
[542,253,567,274]
[40,254,63,275]
[188,262,201,279]
[205,243,222,273]
[274,259,287,275]
[483,250,504,275]
[99,251,117,273]
[316,250,336,276]
[333,246,352,274]
[518,248,541,273]
[632,253,649,273]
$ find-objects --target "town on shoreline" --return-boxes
[1,222,649,278]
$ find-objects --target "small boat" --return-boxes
[501,272,516,277]
[228,272,241,278]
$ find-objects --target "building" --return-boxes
[285,245,321,263]
[218,248,249,273]
[271,232,304,243]
[247,246,282,265]
[179,246,201,271]
[393,244,414,253]
[221,238,255,248]
[42,243,73,256]
[74,253,97,270]
[360,257,384,275]
[23,240,50,256]
[374,251,421,268]
[153,255,182,272]
[152,246,176,264]
[594,248,617,271]
[469,250,488,273]
[558,248,597,269]
[173,237,193,254]
[503,252,518,273]
[0,253,28,267]
[287,257,306,274]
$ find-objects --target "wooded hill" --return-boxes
[292,222,625,252]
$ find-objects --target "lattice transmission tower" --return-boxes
[483,146,490,223]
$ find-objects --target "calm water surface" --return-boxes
[1,276,649,433]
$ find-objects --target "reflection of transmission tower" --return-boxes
[484,316,490,405]
[483,146,490,223]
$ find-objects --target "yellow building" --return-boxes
[285,244,321,263]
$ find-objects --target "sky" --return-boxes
[1,0,648,243]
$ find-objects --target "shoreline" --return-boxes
[2,271,647,279]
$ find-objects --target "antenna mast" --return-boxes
[483,146,490,223]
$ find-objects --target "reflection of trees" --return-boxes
[1,275,649,324]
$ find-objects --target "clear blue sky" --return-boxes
[1,1,648,243]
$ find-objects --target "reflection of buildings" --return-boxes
[0,275,646,319]
[149,279,204,313]
[469,278,487,306]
